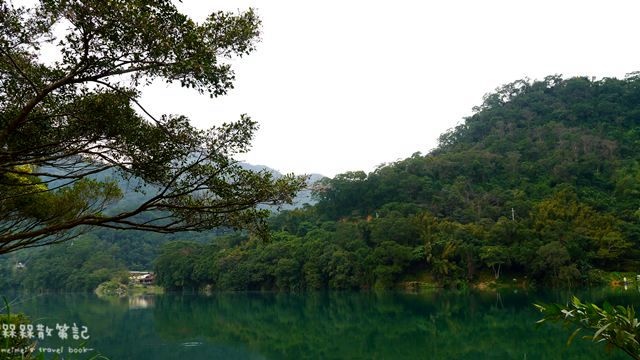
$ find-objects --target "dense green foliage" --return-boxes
[0,236,126,292]
[154,227,421,291]
[536,296,640,359]
[155,75,640,291]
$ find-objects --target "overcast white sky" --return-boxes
[139,1,640,177]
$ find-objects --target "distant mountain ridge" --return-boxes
[40,161,325,211]
[238,163,324,209]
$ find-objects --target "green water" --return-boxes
[2,288,639,359]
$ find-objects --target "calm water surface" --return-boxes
[3,288,639,359]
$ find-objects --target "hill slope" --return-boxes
[316,75,640,223]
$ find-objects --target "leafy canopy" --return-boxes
[0,0,305,254]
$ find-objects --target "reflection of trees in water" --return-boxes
[10,293,128,337]
[152,291,627,359]
[11,294,170,359]
[8,290,634,359]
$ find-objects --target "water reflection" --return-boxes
[150,290,630,359]
[6,289,635,359]
[129,295,155,310]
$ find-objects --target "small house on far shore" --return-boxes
[129,271,155,285]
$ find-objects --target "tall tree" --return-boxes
[0,0,305,254]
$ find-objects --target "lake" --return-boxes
[2,288,637,359]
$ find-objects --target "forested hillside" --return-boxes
[154,75,640,291]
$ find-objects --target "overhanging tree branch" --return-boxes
[0,0,305,254]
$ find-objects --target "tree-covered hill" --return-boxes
[154,75,640,291]
[316,75,640,223]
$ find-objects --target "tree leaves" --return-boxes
[0,1,305,253]
[536,296,640,359]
